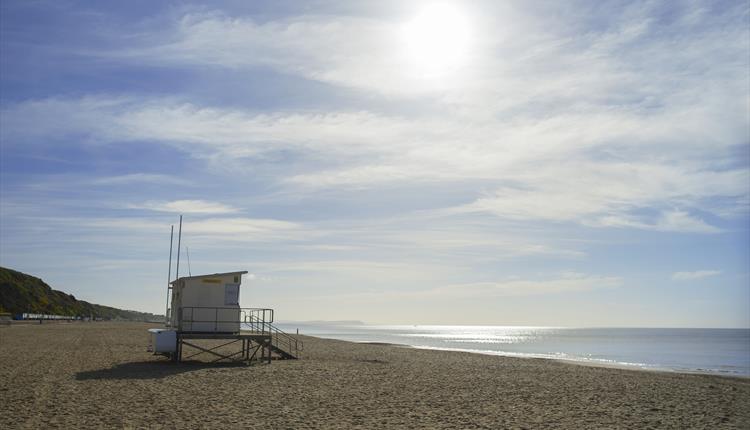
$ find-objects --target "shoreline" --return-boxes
[7,322,746,377]
[411,345,750,379]
[335,336,750,379]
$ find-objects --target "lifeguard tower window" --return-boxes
[225,283,240,305]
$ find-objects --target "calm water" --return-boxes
[275,323,750,376]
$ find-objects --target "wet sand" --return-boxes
[1,322,748,429]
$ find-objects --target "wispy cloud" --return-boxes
[129,200,238,214]
[334,272,623,303]
[92,173,190,186]
[449,176,739,233]
[86,216,305,240]
[99,1,749,105]
[671,270,721,281]
[108,11,464,96]
[2,95,746,233]
[431,273,623,298]
[586,210,721,234]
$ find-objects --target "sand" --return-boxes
[1,322,748,429]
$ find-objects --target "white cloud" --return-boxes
[129,200,238,214]
[671,270,721,281]
[3,94,746,233]
[0,2,746,236]
[653,210,721,234]
[1,97,425,159]
[427,273,623,298]
[588,210,721,234]
[110,11,477,96]
[448,163,742,232]
[336,273,623,302]
[77,216,307,243]
[364,228,587,259]
[92,173,190,186]
[186,217,301,236]
[99,2,748,108]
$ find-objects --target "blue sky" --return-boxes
[1,0,748,327]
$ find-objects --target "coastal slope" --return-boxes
[0,267,162,321]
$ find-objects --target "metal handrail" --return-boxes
[178,307,273,333]
[245,314,304,359]
[176,306,301,358]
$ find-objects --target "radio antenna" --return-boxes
[165,225,174,325]
[175,215,183,280]
[186,246,192,277]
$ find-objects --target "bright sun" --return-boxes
[402,3,472,76]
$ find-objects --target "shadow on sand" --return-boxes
[75,360,249,381]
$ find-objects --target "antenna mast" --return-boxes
[186,246,192,277]
[165,225,174,326]
[175,215,183,280]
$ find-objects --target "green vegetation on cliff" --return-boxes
[0,266,163,321]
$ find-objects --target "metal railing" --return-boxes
[245,314,303,359]
[242,308,274,334]
[178,307,273,333]
[176,306,302,358]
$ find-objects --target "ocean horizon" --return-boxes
[275,322,750,377]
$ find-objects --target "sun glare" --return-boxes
[402,3,472,76]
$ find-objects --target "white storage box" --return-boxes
[148,328,177,353]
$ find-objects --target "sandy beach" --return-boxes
[1,322,748,429]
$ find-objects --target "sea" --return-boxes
[275,322,750,376]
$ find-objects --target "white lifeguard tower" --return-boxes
[150,269,301,363]
[148,218,301,364]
